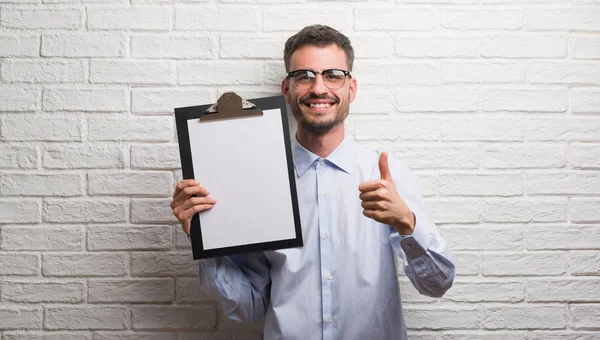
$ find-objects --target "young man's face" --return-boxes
[281,44,357,135]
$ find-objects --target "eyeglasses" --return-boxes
[287,69,351,90]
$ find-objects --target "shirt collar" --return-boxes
[292,135,354,177]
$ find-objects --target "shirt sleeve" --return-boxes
[198,252,271,322]
[388,159,455,298]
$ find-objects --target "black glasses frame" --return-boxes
[286,69,352,89]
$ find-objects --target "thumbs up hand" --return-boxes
[358,152,416,235]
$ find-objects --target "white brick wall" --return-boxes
[0,0,599,338]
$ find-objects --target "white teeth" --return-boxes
[309,103,331,108]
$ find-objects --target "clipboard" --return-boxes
[175,92,303,260]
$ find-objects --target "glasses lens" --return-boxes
[292,70,316,89]
[322,70,346,89]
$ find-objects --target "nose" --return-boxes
[309,73,328,96]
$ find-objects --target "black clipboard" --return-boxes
[175,92,303,260]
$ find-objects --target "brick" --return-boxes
[131,198,178,224]
[45,307,128,330]
[1,225,84,251]
[529,332,600,340]
[0,308,42,330]
[43,87,128,112]
[88,172,173,196]
[526,8,600,31]
[132,88,215,114]
[175,231,192,249]
[570,252,600,275]
[88,7,171,31]
[443,281,525,302]
[1,8,82,29]
[399,0,479,2]
[1,60,85,83]
[525,118,600,141]
[572,143,600,169]
[529,62,600,84]
[351,88,395,114]
[43,253,127,277]
[394,87,479,112]
[482,89,567,112]
[3,333,91,340]
[131,144,180,169]
[483,305,566,329]
[43,144,125,169]
[350,35,395,59]
[440,174,522,197]
[482,253,566,276]
[571,88,600,114]
[571,34,600,59]
[1,173,83,197]
[132,35,214,59]
[571,198,600,223]
[528,279,600,302]
[355,7,435,31]
[454,252,479,275]
[443,333,527,340]
[482,199,566,223]
[176,6,258,31]
[0,253,39,275]
[90,60,175,85]
[88,225,172,250]
[42,33,126,57]
[132,306,216,330]
[427,199,480,223]
[88,279,173,303]
[1,281,85,303]
[526,172,600,195]
[0,144,38,168]
[88,116,173,142]
[0,34,39,57]
[220,35,285,59]
[405,308,479,329]
[0,199,40,223]
[0,85,38,112]
[43,199,127,223]
[354,62,438,86]
[442,117,523,142]
[441,226,523,251]
[131,252,197,277]
[395,36,479,58]
[441,10,522,30]
[2,115,82,141]
[482,34,567,58]
[175,277,213,304]
[527,225,600,250]
[354,117,440,141]
[262,61,286,86]
[481,143,567,169]
[177,334,261,340]
[93,334,175,340]
[442,62,526,84]
[177,61,262,85]
[264,7,351,32]
[571,304,600,329]
[398,145,479,170]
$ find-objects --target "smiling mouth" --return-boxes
[307,103,333,109]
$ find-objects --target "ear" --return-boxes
[348,76,357,103]
[281,79,291,104]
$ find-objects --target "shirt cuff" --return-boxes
[398,200,433,259]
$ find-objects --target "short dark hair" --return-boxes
[283,25,354,72]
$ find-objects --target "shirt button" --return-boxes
[324,232,331,239]
[319,160,325,166]
[422,273,428,279]
[327,317,333,323]
[327,274,333,280]
[322,191,328,196]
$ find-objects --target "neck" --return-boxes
[296,123,345,158]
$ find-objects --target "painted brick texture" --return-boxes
[0,1,598,338]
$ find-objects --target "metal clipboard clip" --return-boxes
[200,92,263,122]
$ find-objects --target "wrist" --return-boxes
[393,212,415,235]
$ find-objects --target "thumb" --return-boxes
[379,151,393,181]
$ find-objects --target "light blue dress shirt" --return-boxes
[198,136,455,340]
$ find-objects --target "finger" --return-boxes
[362,209,381,220]
[361,201,386,210]
[182,220,191,236]
[172,185,210,207]
[173,179,199,198]
[379,152,393,181]
[358,180,385,193]
[179,203,216,222]
[359,188,388,202]
[176,196,217,213]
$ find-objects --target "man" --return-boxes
[170,25,454,340]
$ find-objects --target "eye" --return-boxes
[325,70,344,80]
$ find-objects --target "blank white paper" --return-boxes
[187,108,297,250]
